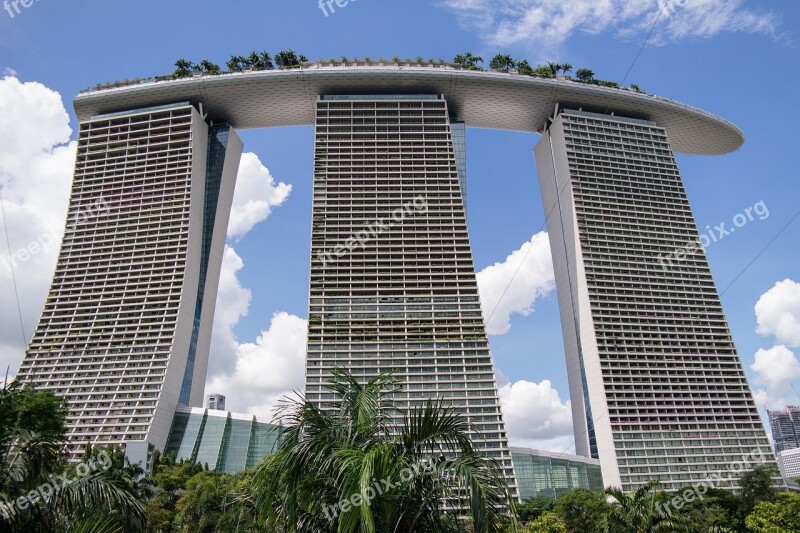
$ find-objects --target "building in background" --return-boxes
[306,95,516,494]
[164,407,281,473]
[511,447,603,500]
[768,406,800,453]
[535,108,775,492]
[16,103,243,463]
[777,447,800,480]
[207,393,226,411]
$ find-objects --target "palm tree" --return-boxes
[0,380,146,532]
[173,59,194,78]
[276,50,300,69]
[198,59,221,74]
[575,68,595,82]
[560,63,573,76]
[546,62,560,78]
[227,55,247,72]
[605,481,690,532]
[489,54,516,72]
[257,50,274,70]
[454,52,484,70]
[516,60,534,76]
[253,369,517,532]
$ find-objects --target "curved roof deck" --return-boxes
[74,64,743,155]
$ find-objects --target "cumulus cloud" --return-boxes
[755,279,800,347]
[206,312,308,417]
[206,246,253,378]
[227,152,292,240]
[476,232,555,335]
[498,374,574,452]
[3,68,17,77]
[750,345,800,410]
[439,0,778,51]
[0,76,76,373]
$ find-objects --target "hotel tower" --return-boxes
[535,108,774,491]
[306,95,516,491]
[16,103,243,461]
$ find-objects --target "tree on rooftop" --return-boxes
[575,68,595,82]
[198,60,221,75]
[489,54,516,72]
[516,60,534,76]
[226,55,247,72]
[276,50,300,69]
[454,52,483,70]
[174,59,194,78]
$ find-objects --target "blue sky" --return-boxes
[1,0,799,451]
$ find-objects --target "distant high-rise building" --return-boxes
[207,393,226,411]
[16,103,242,460]
[305,95,516,493]
[777,447,800,480]
[535,108,775,491]
[768,406,800,453]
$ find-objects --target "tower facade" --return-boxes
[535,108,775,491]
[306,95,516,491]
[768,406,800,453]
[17,103,242,458]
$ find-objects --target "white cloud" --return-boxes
[227,152,292,240]
[755,279,800,347]
[476,232,555,335]
[3,68,17,77]
[206,246,252,378]
[750,345,800,410]
[206,312,307,418]
[439,0,778,51]
[0,76,76,374]
[498,375,574,452]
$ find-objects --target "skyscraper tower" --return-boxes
[16,103,242,460]
[535,108,775,491]
[305,95,516,490]
[768,406,800,453]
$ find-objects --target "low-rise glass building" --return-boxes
[164,408,604,501]
[164,407,281,473]
[510,447,604,500]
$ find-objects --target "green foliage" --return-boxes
[454,52,483,70]
[739,465,779,516]
[253,369,516,532]
[489,54,516,72]
[575,68,594,82]
[605,481,690,533]
[516,60,534,76]
[275,49,301,68]
[553,489,609,533]
[745,491,800,532]
[682,487,742,531]
[0,380,145,532]
[516,496,554,523]
[173,59,194,78]
[531,65,555,78]
[520,511,566,533]
[197,60,221,74]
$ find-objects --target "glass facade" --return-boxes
[511,447,604,501]
[164,407,281,472]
